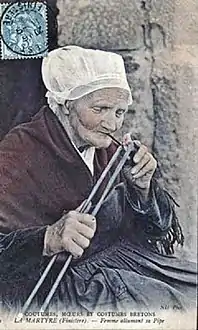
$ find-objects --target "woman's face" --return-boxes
[67,88,129,148]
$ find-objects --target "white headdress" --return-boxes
[42,45,132,114]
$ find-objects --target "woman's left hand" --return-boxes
[122,134,157,202]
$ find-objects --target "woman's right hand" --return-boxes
[43,210,96,258]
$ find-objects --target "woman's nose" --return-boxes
[101,114,117,132]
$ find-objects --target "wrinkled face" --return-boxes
[66,88,129,148]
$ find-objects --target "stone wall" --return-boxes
[57,0,197,258]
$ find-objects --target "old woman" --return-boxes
[0,46,196,313]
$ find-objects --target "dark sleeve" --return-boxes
[0,226,47,259]
[125,179,184,254]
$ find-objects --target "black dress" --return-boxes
[0,181,196,314]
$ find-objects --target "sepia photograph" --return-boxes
[0,1,197,329]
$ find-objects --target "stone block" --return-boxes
[151,48,197,255]
[57,0,145,50]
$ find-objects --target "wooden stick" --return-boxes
[39,144,134,312]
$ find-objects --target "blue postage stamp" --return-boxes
[0,1,48,59]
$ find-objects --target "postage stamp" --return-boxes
[0,1,48,59]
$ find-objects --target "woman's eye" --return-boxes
[116,109,126,117]
[92,107,103,113]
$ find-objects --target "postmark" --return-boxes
[0,1,48,59]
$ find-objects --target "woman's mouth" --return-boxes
[98,131,122,146]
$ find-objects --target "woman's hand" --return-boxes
[43,209,96,258]
[123,134,157,202]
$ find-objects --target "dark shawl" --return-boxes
[0,106,118,233]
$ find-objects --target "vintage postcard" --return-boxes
[0,0,197,329]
